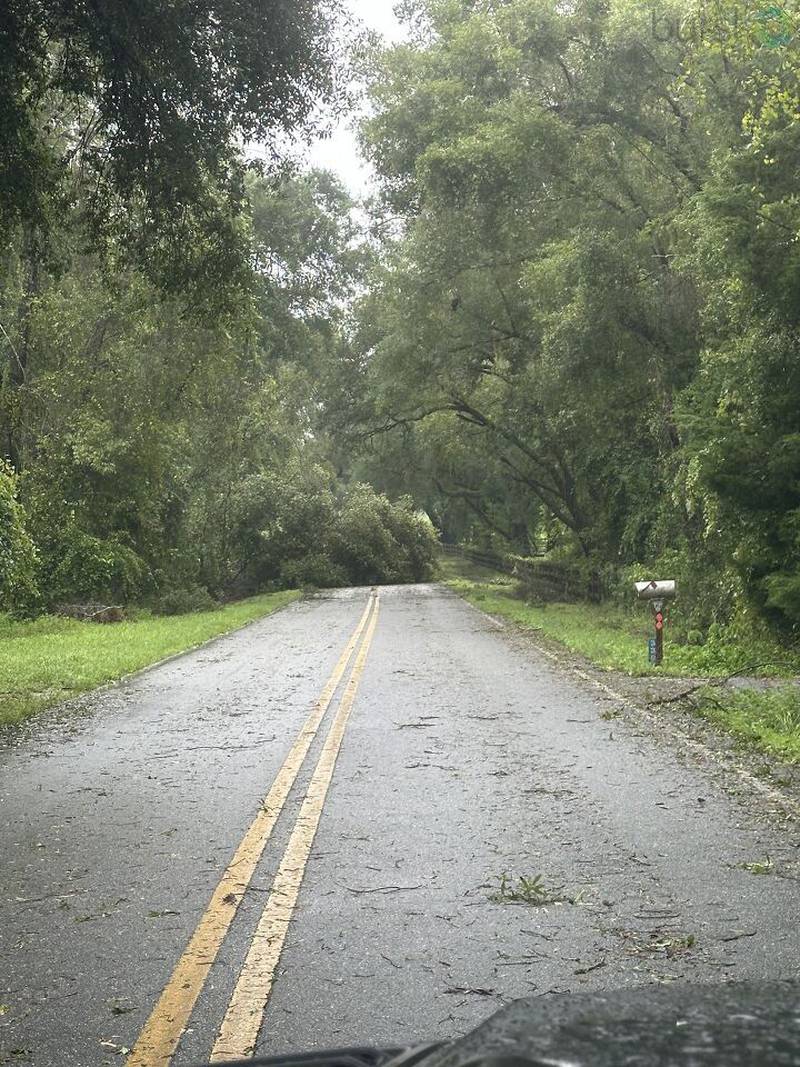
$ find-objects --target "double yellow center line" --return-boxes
[127,592,380,1067]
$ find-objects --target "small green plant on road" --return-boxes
[619,929,697,959]
[490,872,583,906]
[600,707,623,721]
[491,872,554,905]
[0,590,299,726]
[740,856,774,875]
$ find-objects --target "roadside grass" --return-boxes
[0,590,300,727]
[694,687,800,764]
[443,574,799,678]
[440,556,800,763]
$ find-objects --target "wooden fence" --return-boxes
[440,544,610,603]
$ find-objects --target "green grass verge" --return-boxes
[441,559,800,762]
[0,590,300,727]
[694,687,800,764]
[444,574,798,677]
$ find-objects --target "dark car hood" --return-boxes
[212,981,800,1067]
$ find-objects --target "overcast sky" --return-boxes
[305,0,407,196]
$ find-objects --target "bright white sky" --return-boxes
[305,0,408,197]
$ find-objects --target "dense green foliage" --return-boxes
[0,463,39,614]
[2,0,797,640]
[343,0,800,635]
[0,165,438,610]
[0,3,437,614]
[0,0,344,298]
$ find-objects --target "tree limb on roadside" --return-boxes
[646,663,797,708]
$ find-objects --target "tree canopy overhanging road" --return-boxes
[1,0,800,637]
[2,3,800,1064]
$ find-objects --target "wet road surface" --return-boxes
[1,584,798,1066]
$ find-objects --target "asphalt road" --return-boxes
[1,584,798,1067]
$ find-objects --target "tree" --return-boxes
[353,0,701,561]
[349,0,800,629]
[0,0,346,296]
[0,167,404,607]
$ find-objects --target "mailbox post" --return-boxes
[635,580,676,667]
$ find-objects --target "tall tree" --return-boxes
[349,0,800,628]
[0,0,346,294]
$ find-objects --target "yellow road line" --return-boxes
[126,594,376,1067]
[210,597,381,1062]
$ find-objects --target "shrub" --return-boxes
[152,583,219,616]
[764,568,800,626]
[380,495,439,582]
[280,552,349,590]
[329,485,402,584]
[241,479,439,591]
[37,523,149,606]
